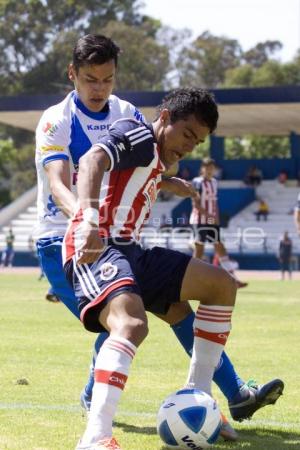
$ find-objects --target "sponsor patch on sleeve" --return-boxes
[42,122,58,136]
[40,145,65,153]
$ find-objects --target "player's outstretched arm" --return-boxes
[161,177,198,198]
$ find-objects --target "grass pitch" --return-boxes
[0,272,300,450]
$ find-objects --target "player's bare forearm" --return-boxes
[76,147,109,265]
[52,187,77,218]
[77,147,109,210]
[161,177,197,197]
[45,159,77,218]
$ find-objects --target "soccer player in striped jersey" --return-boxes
[190,157,248,288]
[61,87,283,450]
[36,36,283,449]
[63,87,237,449]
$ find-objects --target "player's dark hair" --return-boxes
[72,34,120,72]
[157,88,219,134]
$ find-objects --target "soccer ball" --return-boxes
[157,389,221,449]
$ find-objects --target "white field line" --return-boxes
[0,402,299,430]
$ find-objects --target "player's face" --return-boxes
[68,61,116,112]
[158,112,210,168]
[202,164,215,179]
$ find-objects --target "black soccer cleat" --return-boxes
[229,378,284,422]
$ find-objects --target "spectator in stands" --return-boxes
[177,211,189,227]
[1,227,15,267]
[244,165,263,187]
[254,199,269,221]
[28,235,35,256]
[278,170,288,185]
[178,165,191,181]
[278,231,293,280]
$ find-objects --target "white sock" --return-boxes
[186,304,233,395]
[81,336,136,445]
[219,256,238,280]
[219,256,233,271]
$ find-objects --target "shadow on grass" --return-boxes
[114,421,156,435]
[232,428,300,449]
[115,423,300,449]
[175,428,300,450]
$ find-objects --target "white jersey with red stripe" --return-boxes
[63,118,165,263]
[35,91,144,238]
[189,176,218,225]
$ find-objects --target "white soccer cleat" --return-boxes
[76,437,122,450]
[219,412,239,441]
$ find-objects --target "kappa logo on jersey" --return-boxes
[99,262,118,281]
[87,124,111,131]
[42,122,58,136]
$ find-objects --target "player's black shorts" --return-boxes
[193,224,221,243]
[64,239,191,332]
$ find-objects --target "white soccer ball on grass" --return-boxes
[157,388,221,449]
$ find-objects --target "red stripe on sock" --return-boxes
[197,306,233,314]
[105,340,136,359]
[196,310,232,319]
[196,317,231,323]
[94,369,128,390]
[194,328,230,345]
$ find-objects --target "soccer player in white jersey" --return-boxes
[62,88,284,450]
[190,157,248,288]
[35,35,283,449]
[35,34,145,413]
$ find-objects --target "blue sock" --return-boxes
[84,332,109,398]
[171,311,194,357]
[171,311,244,402]
[213,351,245,402]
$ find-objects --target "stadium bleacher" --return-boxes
[0,178,299,269]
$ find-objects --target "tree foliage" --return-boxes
[0,0,151,93]
[225,136,290,159]
[0,134,36,206]
[0,1,300,207]
[177,31,242,88]
[243,41,283,68]
[99,21,170,91]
